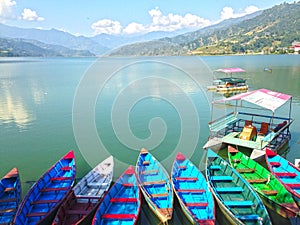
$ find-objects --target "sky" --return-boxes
[0,0,296,37]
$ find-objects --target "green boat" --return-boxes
[228,146,300,219]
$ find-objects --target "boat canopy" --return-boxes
[213,89,292,112]
[215,68,246,74]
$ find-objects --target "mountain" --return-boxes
[109,2,300,56]
[0,24,108,55]
[0,38,95,57]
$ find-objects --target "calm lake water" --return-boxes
[0,55,300,224]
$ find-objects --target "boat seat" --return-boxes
[286,183,300,188]
[270,162,281,167]
[178,166,187,170]
[4,187,16,192]
[177,189,205,193]
[50,176,73,181]
[261,190,278,195]
[31,199,60,204]
[142,180,166,186]
[185,202,208,207]
[141,170,158,175]
[209,165,221,170]
[102,213,137,219]
[60,166,72,171]
[210,176,233,182]
[142,161,150,165]
[41,187,69,192]
[236,214,259,221]
[247,178,268,183]
[87,182,109,188]
[110,198,137,202]
[175,177,198,181]
[65,209,89,215]
[0,207,15,214]
[122,183,134,187]
[236,168,256,173]
[215,187,243,193]
[274,172,297,178]
[224,201,253,207]
[26,212,47,217]
[0,198,16,203]
[151,193,169,198]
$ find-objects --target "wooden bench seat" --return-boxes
[102,213,137,219]
[177,189,205,193]
[274,172,297,178]
[247,178,268,183]
[32,199,59,204]
[175,177,198,181]
[236,168,256,173]
[4,187,16,192]
[0,208,15,214]
[224,201,253,207]
[142,180,165,186]
[151,193,169,198]
[185,202,208,207]
[286,183,300,188]
[209,165,221,170]
[178,166,187,170]
[0,198,16,203]
[270,162,281,167]
[261,190,278,195]
[60,166,72,171]
[141,170,158,175]
[210,176,233,182]
[110,198,137,202]
[215,187,243,193]
[50,176,73,181]
[236,214,259,221]
[66,209,88,215]
[41,187,69,192]
[26,212,47,217]
[142,161,150,165]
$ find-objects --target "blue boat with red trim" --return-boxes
[13,150,76,225]
[0,167,21,225]
[92,166,141,225]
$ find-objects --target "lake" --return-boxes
[0,55,300,224]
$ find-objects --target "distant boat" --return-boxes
[0,167,21,225]
[52,156,113,225]
[14,150,76,225]
[206,149,272,224]
[265,148,300,208]
[228,146,299,219]
[264,67,272,72]
[171,152,215,225]
[92,166,141,225]
[136,148,173,223]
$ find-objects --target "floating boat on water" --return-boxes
[0,168,21,225]
[52,156,113,225]
[204,89,294,160]
[14,150,76,225]
[206,149,272,225]
[228,146,300,219]
[207,67,248,93]
[265,148,300,207]
[171,152,215,225]
[92,166,141,225]
[136,148,173,223]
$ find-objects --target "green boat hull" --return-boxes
[228,147,300,219]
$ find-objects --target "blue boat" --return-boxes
[14,150,76,225]
[266,148,300,207]
[136,148,173,223]
[92,166,141,225]
[171,152,215,225]
[206,149,272,225]
[0,168,21,225]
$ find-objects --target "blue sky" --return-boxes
[0,0,295,36]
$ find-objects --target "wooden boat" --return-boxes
[92,166,141,225]
[0,168,21,225]
[265,148,300,207]
[206,149,272,225]
[14,150,76,225]
[204,89,293,156]
[52,156,113,225]
[228,146,300,219]
[171,152,215,225]
[136,148,173,223]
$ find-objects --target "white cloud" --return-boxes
[220,5,259,20]
[92,7,211,35]
[91,19,123,35]
[21,8,44,21]
[0,0,16,20]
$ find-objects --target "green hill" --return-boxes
[109,2,300,56]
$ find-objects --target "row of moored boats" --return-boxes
[1,147,300,224]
